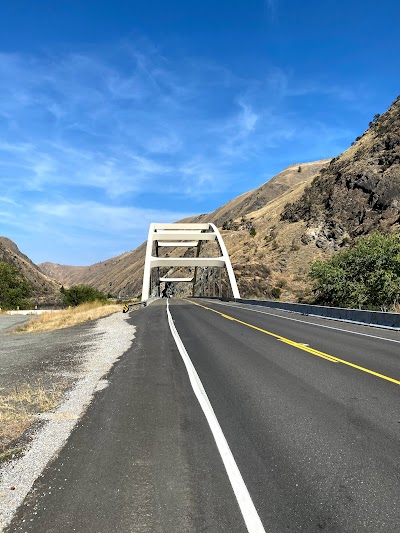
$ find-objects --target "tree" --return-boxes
[249,226,257,237]
[310,233,400,310]
[0,261,32,309]
[61,285,107,307]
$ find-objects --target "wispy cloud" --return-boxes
[0,196,19,205]
[34,201,193,234]
[0,43,364,263]
[265,0,278,20]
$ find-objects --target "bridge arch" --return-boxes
[141,222,240,301]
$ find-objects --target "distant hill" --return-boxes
[38,160,329,300]
[39,94,400,302]
[39,246,146,299]
[0,237,61,305]
[190,159,331,227]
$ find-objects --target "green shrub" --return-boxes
[310,233,400,310]
[271,287,281,299]
[0,262,32,309]
[249,226,257,237]
[61,285,107,307]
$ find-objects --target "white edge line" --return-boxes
[203,300,400,345]
[166,300,266,533]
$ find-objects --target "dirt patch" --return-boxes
[0,383,65,462]
[0,318,97,464]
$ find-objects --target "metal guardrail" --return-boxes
[199,297,400,329]
[122,302,146,313]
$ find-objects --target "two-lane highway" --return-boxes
[169,298,400,532]
[7,298,400,532]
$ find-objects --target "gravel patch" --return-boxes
[0,312,135,531]
[0,325,92,393]
[0,317,29,332]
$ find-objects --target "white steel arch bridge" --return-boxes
[141,222,240,301]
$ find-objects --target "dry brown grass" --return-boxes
[0,383,63,460]
[221,176,323,300]
[391,303,400,313]
[16,301,121,333]
[166,173,323,301]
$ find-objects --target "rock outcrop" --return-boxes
[38,94,400,302]
[282,96,400,250]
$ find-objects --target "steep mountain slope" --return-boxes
[0,237,61,305]
[40,246,147,298]
[39,160,329,299]
[38,95,400,302]
[193,159,330,227]
[282,95,400,249]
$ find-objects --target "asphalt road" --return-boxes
[6,298,400,532]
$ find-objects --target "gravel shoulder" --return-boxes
[0,318,96,392]
[0,311,136,531]
[0,316,29,333]
[0,316,101,459]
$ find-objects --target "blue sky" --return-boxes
[0,0,399,265]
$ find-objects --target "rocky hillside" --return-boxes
[189,159,331,227]
[0,237,61,305]
[282,95,400,249]
[39,160,329,299]
[38,95,400,302]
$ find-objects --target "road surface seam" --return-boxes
[0,313,135,532]
[166,300,267,533]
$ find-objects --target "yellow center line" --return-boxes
[186,300,400,386]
